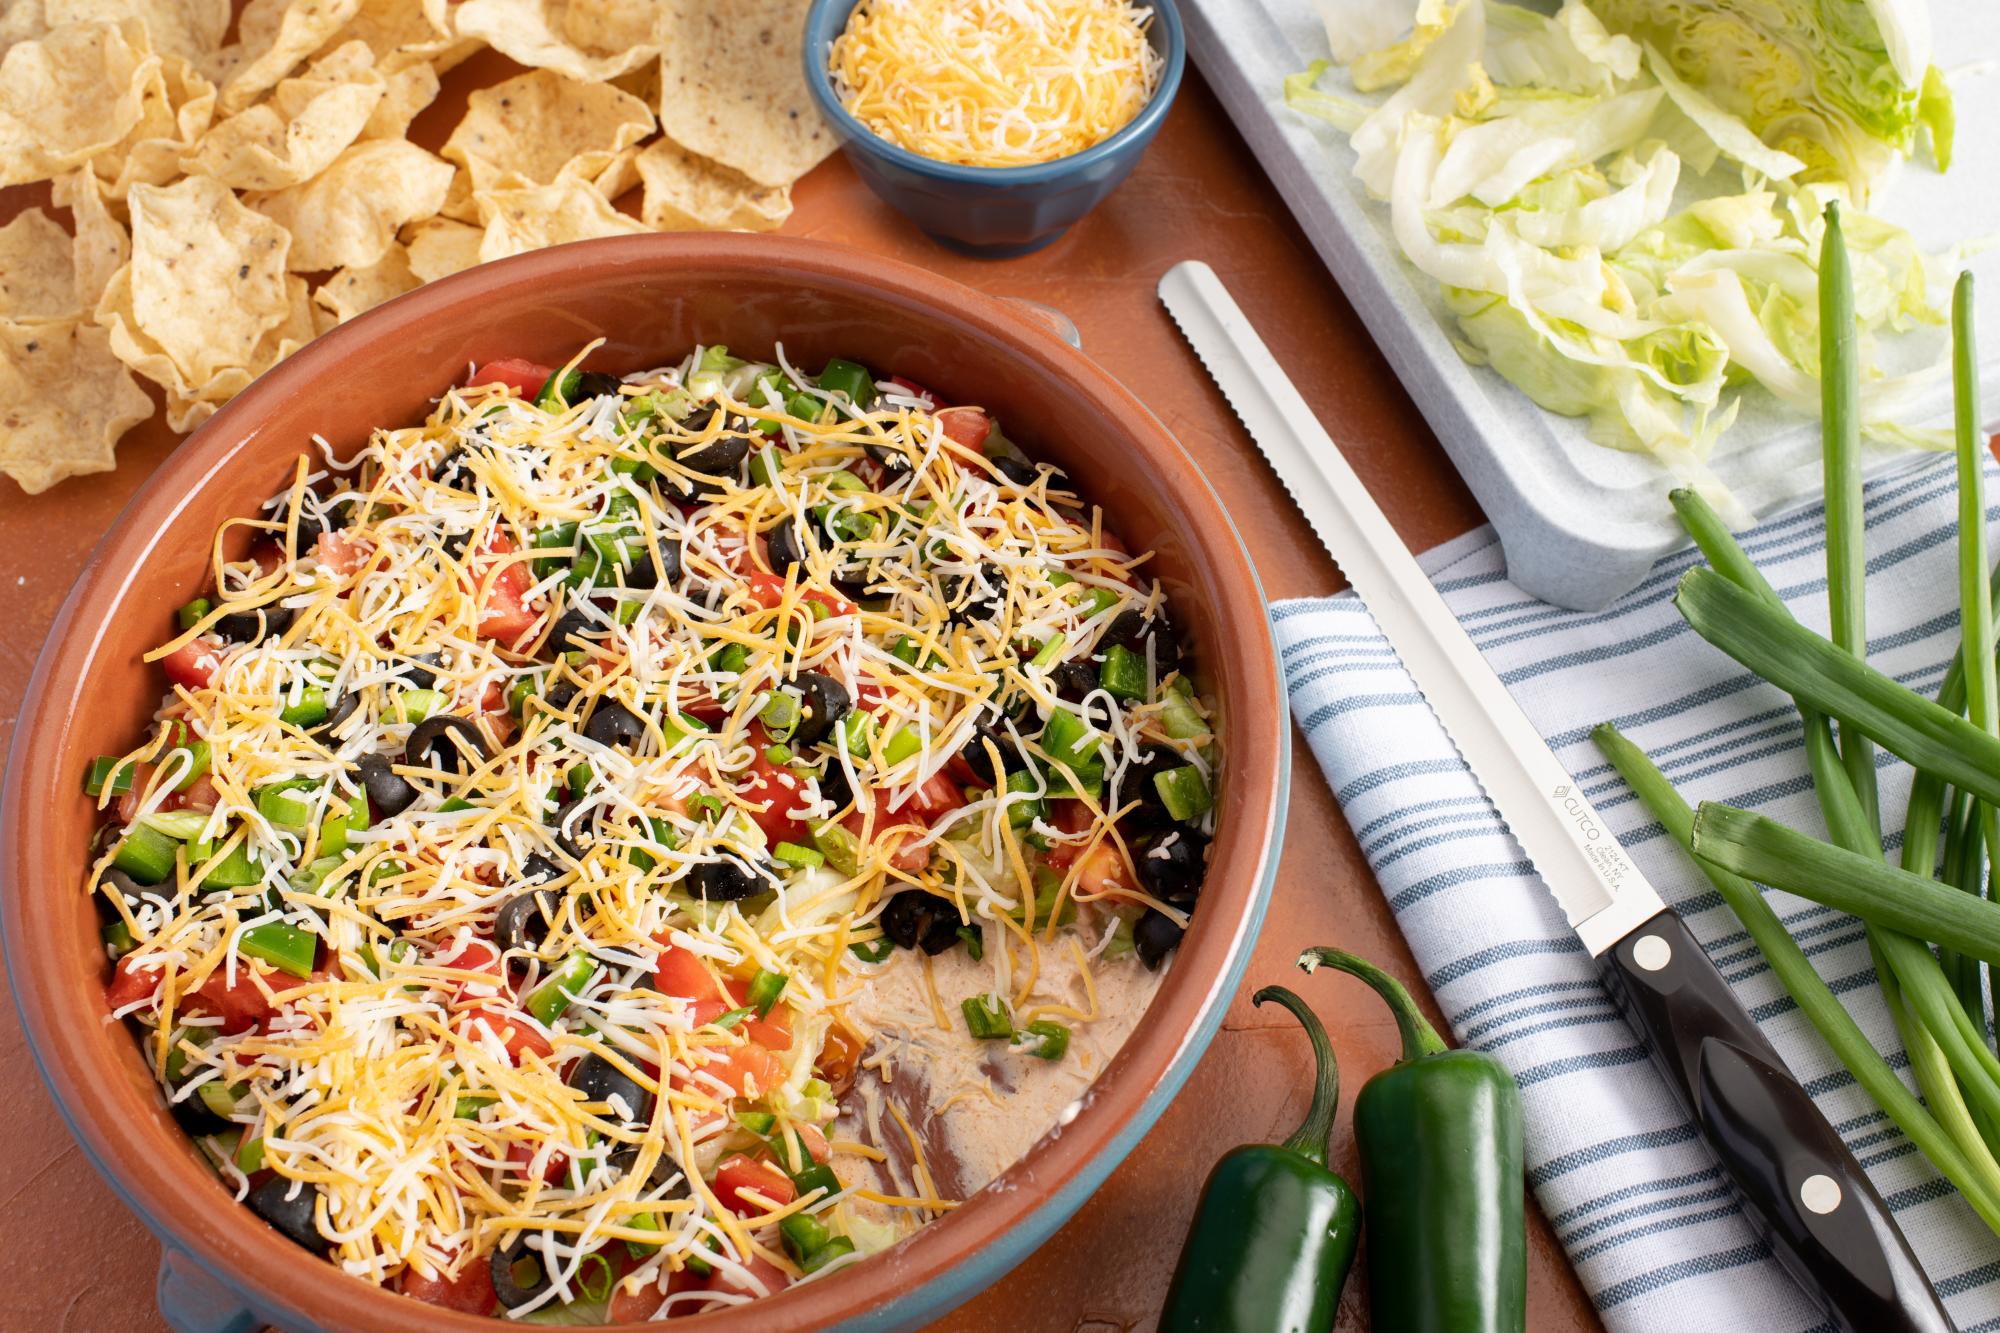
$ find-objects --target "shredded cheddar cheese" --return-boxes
[830,0,1165,168]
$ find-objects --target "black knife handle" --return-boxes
[1600,909,1952,1333]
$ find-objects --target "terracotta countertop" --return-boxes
[0,62,1603,1333]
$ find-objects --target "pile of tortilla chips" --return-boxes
[0,0,832,494]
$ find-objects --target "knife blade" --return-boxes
[1159,259,1951,1333]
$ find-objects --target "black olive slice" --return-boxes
[404,715,489,774]
[491,1237,553,1309]
[677,436,749,476]
[494,888,559,953]
[568,1053,655,1127]
[1135,907,1185,970]
[686,859,774,902]
[790,672,851,747]
[583,699,646,749]
[248,1177,329,1255]
[355,754,417,818]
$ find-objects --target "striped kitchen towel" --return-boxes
[1272,453,2000,1332]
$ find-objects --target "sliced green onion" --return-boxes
[393,688,446,724]
[234,1132,265,1173]
[956,925,984,961]
[747,969,788,1017]
[1030,634,1067,668]
[772,840,824,871]
[1021,1020,1069,1061]
[175,597,212,632]
[881,727,922,767]
[848,936,893,963]
[278,685,328,727]
[708,1006,754,1031]
[760,690,800,738]
[256,780,317,830]
[961,994,1012,1040]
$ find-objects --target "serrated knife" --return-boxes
[1159,259,1951,1333]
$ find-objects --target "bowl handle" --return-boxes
[156,1245,259,1333]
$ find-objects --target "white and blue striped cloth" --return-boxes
[1272,455,2000,1332]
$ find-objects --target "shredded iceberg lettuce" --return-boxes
[1288,0,1954,520]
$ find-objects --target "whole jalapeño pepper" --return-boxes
[1160,985,1360,1331]
[1300,948,1526,1333]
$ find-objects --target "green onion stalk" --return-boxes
[1592,725,2000,1232]
[1951,271,1998,1053]
[1820,202,1880,833]
[1670,487,2000,1165]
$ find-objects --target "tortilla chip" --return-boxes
[0,18,160,186]
[53,166,130,305]
[100,259,314,429]
[592,143,639,202]
[636,139,790,232]
[1,316,153,493]
[474,177,647,263]
[123,173,292,385]
[93,50,216,197]
[402,214,481,282]
[453,0,659,84]
[45,0,229,64]
[442,67,653,196]
[210,0,362,114]
[1,3,51,56]
[180,39,383,189]
[318,0,468,74]
[361,58,437,139]
[654,0,832,188]
[249,137,452,270]
[436,165,480,222]
[0,207,83,320]
[312,241,417,323]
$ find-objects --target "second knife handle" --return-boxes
[1599,909,1952,1333]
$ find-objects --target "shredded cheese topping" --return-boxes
[87,343,1217,1319]
[830,0,1165,168]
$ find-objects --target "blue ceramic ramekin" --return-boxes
[802,0,1185,258]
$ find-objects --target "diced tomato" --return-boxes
[936,406,991,472]
[164,774,221,814]
[436,935,505,1000]
[185,966,319,1035]
[249,541,284,577]
[840,782,947,874]
[1045,801,1131,895]
[399,1253,499,1314]
[609,1264,704,1322]
[478,680,506,715]
[723,976,792,1052]
[467,358,554,396]
[739,721,810,847]
[677,1042,786,1100]
[764,1122,829,1172]
[743,572,856,619]
[504,1137,568,1186]
[906,771,967,822]
[652,940,728,1007]
[468,534,539,646]
[713,1154,796,1216]
[883,375,941,409]
[700,1250,793,1302]
[105,956,161,1011]
[316,531,373,576]
[161,636,225,691]
[681,693,727,724]
[454,1005,552,1065]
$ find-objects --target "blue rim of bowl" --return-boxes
[801,0,1186,185]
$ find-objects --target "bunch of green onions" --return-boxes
[1594,204,2000,1233]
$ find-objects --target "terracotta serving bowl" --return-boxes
[1,234,1286,1332]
